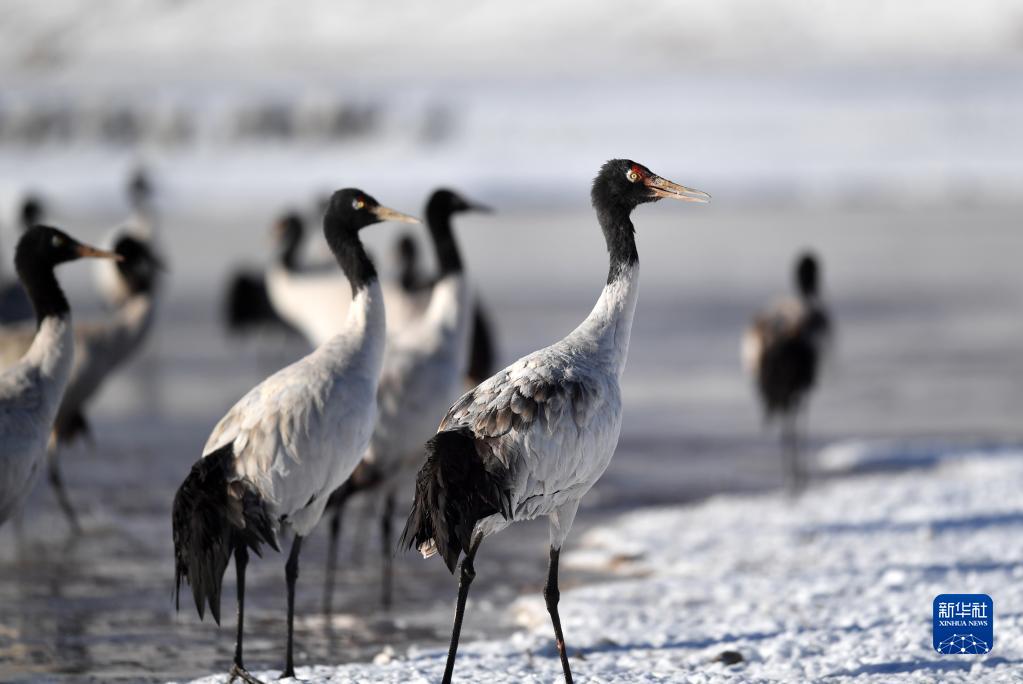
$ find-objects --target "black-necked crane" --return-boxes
[381,232,431,328]
[172,189,418,683]
[17,194,47,236]
[0,226,119,528]
[222,212,303,338]
[401,160,709,683]
[266,194,488,353]
[95,165,163,308]
[465,301,496,388]
[264,211,360,348]
[742,251,832,493]
[321,189,488,613]
[0,235,162,531]
[392,230,497,387]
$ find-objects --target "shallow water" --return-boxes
[2,204,1023,682]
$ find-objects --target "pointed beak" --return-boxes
[465,201,493,214]
[644,175,711,203]
[76,243,123,261]
[371,204,421,225]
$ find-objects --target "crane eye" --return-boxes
[51,235,65,248]
[352,197,365,210]
[626,169,640,183]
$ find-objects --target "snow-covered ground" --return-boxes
[177,446,1023,683]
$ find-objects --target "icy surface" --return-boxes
[177,448,1023,683]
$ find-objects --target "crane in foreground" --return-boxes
[172,189,419,683]
[401,159,709,683]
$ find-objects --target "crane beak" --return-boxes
[644,175,711,203]
[372,204,421,225]
[76,243,123,261]
[465,201,493,214]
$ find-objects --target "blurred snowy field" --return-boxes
[0,1,1022,213]
[3,0,1022,75]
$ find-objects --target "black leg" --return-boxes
[349,497,370,566]
[228,545,264,684]
[283,535,303,679]
[46,446,81,535]
[544,546,574,683]
[442,535,482,684]
[781,413,805,495]
[234,544,249,668]
[380,491,395,609]
[323,504,343,617]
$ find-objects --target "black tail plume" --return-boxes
[224,270,296,334]
[400,428,511,573]
[757,336,817,421]
[172,443,279,624]
[466,303,496,386]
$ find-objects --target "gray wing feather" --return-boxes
[440,350,603,446]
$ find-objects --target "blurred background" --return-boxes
[1,1,1022,681]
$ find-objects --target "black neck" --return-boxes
[279,236,301,272]
[400,262,424,292]
[426,203,463,277]
[327,230,377,294]
[18,264,69,327]
[595,203,639,284]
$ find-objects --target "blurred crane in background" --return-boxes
[742,251,832,493]
[0,235,162,531]
[0,226,119,528]
[321,188,488,613]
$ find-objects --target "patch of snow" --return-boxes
[817,438,1023,474]
[176,447,1023,682]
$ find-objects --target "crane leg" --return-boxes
[442,534,482,684]
[349,496,372,566]
[282,535,303,679]
[380,490,395,609]
[46,446,81,535]
[323,502,344,617]
[544,546,574,683]
[228,545,264,684]
[782,413,806,495]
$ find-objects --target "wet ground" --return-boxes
[2,204,1023,682]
